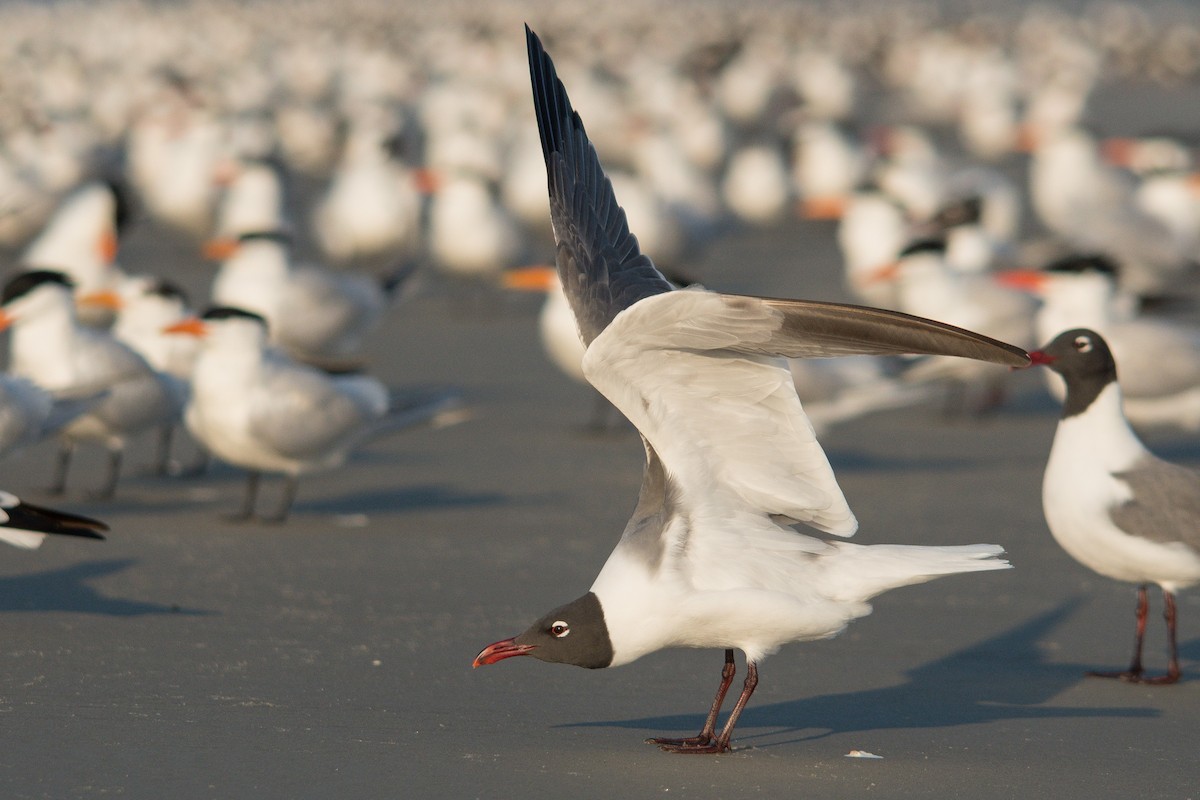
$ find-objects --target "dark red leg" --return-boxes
[647,649,735,749]
[658,659,759,754]
[1089,584,1148,681]
[1088,585,1183,685]
[1138,590,1181,685]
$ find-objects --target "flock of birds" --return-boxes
[2,0,1200,756]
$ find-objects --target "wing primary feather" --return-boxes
[525,24,672,346]
[3,500,107,540]
[755,296,1030,365]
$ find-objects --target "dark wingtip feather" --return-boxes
[526,26,587,179]
[523,25,673,344]
[3,499,108,540]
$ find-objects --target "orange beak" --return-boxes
[76,290,124,310]
[163,317,208,337]
[0,309,13,332]
[212,157,240,186]
[1100,137,1136,168]
[97,231,119,264]
[502,265,558,292]
[994,269,1049,293]
[797,195,847,221]
[202,237,239,261]
[1014,123,1040,154]
[864,262,901,285]
[413,167,442,196]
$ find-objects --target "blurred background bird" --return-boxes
[0,0,1194,520]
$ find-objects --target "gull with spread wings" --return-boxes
[474,27,1028,754]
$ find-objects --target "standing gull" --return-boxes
[1029,329,1200,684]
[473,27,1027,755]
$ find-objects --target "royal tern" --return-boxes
[168,307,452,522]
[21,181,131,326]
[208,230,410,367]
[428,172,523,282]
[721,142,790,226]
[791,120,869,221]
[111,276,199,474]
[837,187,909,308]
[1028,127,1195,297]
[125,72,228,238]
[311,112,427,267]
[1029,329,1200,684]
[0,491,106,550]
[0,270,181,497]
[0,374,102,460]
[473,27,1024,755]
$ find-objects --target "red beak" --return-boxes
[1027,350,1056,367]
[473,637,536,668]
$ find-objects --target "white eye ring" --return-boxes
[550,621,570,638]
[1073,336,1093,353]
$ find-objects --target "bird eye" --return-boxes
[550,621,570,638]
[1073,335,1093,353]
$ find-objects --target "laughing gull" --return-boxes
[1029,328,1200,684]
[0,491,106,550]
[207,229,412,369]
[472,27,1025,755]
[1001,255,1200,432]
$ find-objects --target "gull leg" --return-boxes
[658,655,758,754]
[179,446,211,478]
[152,425,174,476]
[657,652,758,753]
[46,441,73,496]
[225,471,260,523]
[1089,584,1148,681]
[90,449,122,500]
[261,475,298,524]
[709,661,759,753]
[1139,590,1181,685]
[647,649,735,749]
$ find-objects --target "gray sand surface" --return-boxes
[1,92,1199,799]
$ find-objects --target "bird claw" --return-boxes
[644,735,714,748]
[653,739,732,755]
[1087,668,1179,685]
[646,733,735,754]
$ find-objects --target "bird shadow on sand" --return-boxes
[561,601,1158,748]
[0,558,212,616]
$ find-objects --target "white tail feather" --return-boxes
[820,543,1010,602]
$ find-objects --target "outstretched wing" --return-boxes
[526,24,673,347]
[722,294,1029,364]
[527,26,1031,543]
[586,290,1028,538]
